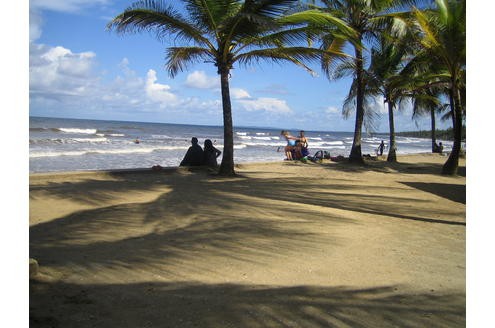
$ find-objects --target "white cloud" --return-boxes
[237,97,292,114]
[30,9,43,42]
[325,106,341,115]
[30,44,97,98]
[185,70,219,89]
[145,69,178,105]
[30,0,110,13]
[231,88,251,99]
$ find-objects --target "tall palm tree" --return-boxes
[316,0,420,164]
[409,0,465,175]
[107,0,354,175]
[411,87,450,152]
[367,34,413,162]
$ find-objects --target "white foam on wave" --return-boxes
[236,132,248,136]
[72,137,108,143]
[59,128,97,134]
[152,134,173,139]
[29,145,192,158]
[396,137,424,144]
[241,141,284,147]
[309,141,344,147]
[253,136,272,141]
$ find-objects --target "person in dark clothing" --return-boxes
[378,140,385,156]
[202,139,221,167]
[180,137,203,166]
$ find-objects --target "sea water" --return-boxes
[29,116,453,173]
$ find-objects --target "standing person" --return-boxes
[378,140,385,156]
[180,137,203,166]
[202,139,222,167]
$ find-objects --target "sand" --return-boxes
[29,153,466,327]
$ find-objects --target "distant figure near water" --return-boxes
[134,137,140,144]
[433,142,444,154]
[180,137,203,166]
[378,140,385,156]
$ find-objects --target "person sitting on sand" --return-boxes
[202,139,222,167]
[180,137,203,166]
[433,142,444,154]
[281,130,299,160]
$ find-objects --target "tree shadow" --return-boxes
[30,167,466,327]
[402,182,466,204]
[30,280,465,328]
[323,159,466,177]
[30,165,465,274]
[30,170,349,276]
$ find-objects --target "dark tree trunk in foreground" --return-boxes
[349,45,365,164]
[387,101,397,162]
[430,109,437,152]
[442,84,462,175]
[218,66,236,176]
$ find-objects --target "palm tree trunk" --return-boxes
[218,66,236,176]
[386,101,397,162]
[442,82,462,175]
[431,108,437,152]
[349,45,365,164]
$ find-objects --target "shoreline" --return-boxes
[29,152,451,177]
[30,152,466,327]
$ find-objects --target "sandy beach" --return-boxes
[29,153,466,327]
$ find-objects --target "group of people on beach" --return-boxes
[280,130,310,160]
[179,137,222,167]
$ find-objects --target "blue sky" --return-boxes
[28,0,452,132]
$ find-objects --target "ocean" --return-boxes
[29,116,452,173]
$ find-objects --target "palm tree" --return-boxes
[316,0,420,164]
[107,0,354,175]
[367,34,413,162]
[411,87,450,152]
[409,0,466,175]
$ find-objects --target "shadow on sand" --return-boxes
[30,280,465,328]
[30,165,465,327]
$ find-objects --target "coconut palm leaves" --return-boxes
[406,0,465,175]
[366,33,413,162]
[108,0,354,175]
[316,0,421,164]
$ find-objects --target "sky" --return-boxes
[27,0,453,132]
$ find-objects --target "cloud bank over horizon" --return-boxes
[28,0,451,132]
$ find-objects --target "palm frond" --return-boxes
[235,46,324,75]
[184,0,241,33]
[165,46,214,77]
[278,9,358,40]
[107,0,213,49]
